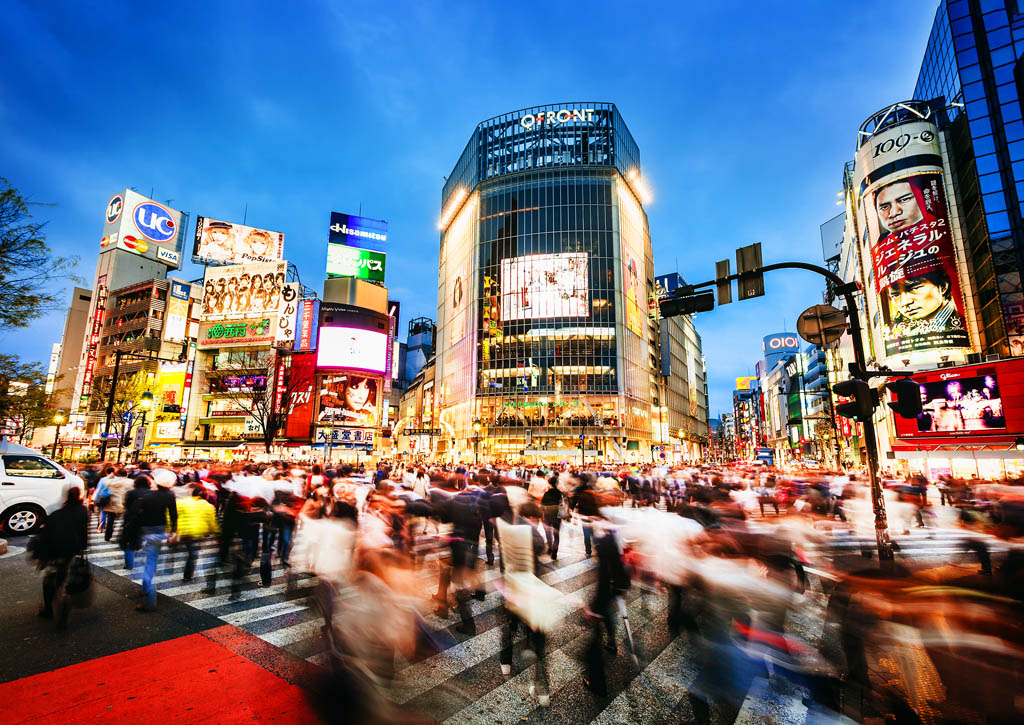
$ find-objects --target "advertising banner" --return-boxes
[100,189,183,268]
[201,261,288,319]
[500,252,589,321]
[163,281,191,342]
[156,362,186,411]
[735,376,756,391]
[197,318,276,349]
[855,119,969,358]
[317,373,380,426]
[78,275,108,409]
[155,421,181,440]
[328,212,387,253]
[193,216,285,265]
[316,326,389,373]
[892,358,1024,441]
[326,244,386,281]
[274,283,299,347]
[916,369,1004,434]
[285,352,317,439]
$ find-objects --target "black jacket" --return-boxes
[136,488,179,530]
[38,503,88,560]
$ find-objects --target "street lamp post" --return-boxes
[191,425,202,461]
[473,419,481,466]
[52,411,65,459]
[133,391,153,463]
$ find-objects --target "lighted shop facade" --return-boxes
[432,103,706,462]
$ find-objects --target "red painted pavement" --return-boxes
[0,625,320,724]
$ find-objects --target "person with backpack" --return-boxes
[99,468,133,541]
[33,487,89,632]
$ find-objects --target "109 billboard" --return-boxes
[855,119,970,359]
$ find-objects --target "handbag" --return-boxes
[65,555,94,608]
[96,494,111,509]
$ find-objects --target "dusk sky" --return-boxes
[0,1,938,416]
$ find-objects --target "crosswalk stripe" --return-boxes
[220,600,311,626]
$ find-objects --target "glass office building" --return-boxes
[915,0,1024,356]
[435,103,676,462]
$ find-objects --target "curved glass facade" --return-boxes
[436,103,660,462]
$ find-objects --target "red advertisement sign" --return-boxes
[284,352,316,439]
[892,357,1024,442]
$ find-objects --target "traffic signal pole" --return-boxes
[674,261,895,565]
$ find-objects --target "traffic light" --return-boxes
[885,378,923,419]
[736,243,765,300]
[832,379,877,422]
[659,290,715,318]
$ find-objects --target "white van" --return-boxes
[0,438,85,535]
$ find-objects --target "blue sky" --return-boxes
[0,0,939,416]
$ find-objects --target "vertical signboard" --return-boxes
[163,281,191,342]
[855,118,970,359]
[294,299,320,352]
[79,275,107,409]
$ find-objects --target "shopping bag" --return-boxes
[66,555,94,608]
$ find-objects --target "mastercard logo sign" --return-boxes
[122,235,149,254]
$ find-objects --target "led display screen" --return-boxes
[917,370,1005,434]
[316,326,389,373]
[500,252,588,321]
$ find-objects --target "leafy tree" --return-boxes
[0,177,79,329]
[205,351,314,453]
[0,354,62,445]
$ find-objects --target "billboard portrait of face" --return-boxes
[194,216,285,265]
[856,120,970,360]
[317,374,379,426]
[867,173,969,356]
[202,262,288,319]
[916,371,1004,433]
[500,252,589,321]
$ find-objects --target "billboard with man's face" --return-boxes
[855,119,970,358]
[194,216,285,265]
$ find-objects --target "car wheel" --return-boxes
[2,505,46,535]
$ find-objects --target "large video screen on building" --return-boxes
[917,370,1005,434]
[316,326,388,373]
[194,216,285,265]
[500,252,588,321]
[855,120,970,359]
[317,373,379,426]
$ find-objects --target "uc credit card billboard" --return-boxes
[99,189,183,268]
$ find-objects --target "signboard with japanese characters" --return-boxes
[855,119,969,358]
[314,426,376,447]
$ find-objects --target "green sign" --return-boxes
[326,244,386,282]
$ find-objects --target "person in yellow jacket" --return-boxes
[168,486,220,584]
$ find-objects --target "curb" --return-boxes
[0,539,7,556]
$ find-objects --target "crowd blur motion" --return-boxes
[35,457,1024,723]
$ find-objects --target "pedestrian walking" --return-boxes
[134,469,178,611]
[32,487,89,632]
[175,485,220,583]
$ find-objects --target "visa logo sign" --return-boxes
[133,201,177,243]
[157,247,180,265]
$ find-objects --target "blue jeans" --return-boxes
[582,522,594,556]
[124,548,135,569]
[140,526,167,610]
